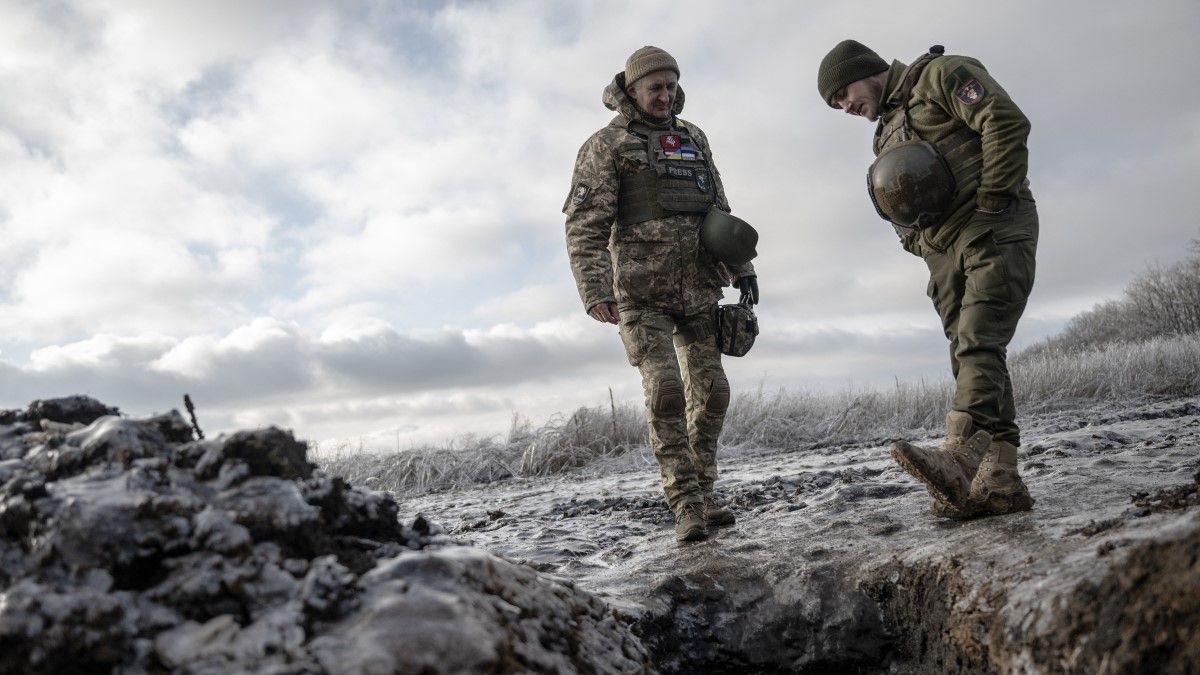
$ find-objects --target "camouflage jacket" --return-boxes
[564,74,754,314]
[875,54,1034,254]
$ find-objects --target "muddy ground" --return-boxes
[2,394,1196,673]
[404,396,1200,673]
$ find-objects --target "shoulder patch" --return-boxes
[955,78,986,105]
[570,183,592,206]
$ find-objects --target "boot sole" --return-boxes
[977,490,1035,517]
[891,441,963,511]
[932,490,1035,520]
[706,512,736,527]
[676,527,708,542]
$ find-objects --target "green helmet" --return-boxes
[701,207,759,265]
[867,140,957,229]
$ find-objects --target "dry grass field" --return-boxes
[320,242,1200,496]
[317,333,1200,497]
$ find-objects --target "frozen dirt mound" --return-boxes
[0,397,651,674]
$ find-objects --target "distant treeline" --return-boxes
[1020,239,1200,358]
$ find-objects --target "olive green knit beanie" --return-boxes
[817,39,888,107]
[624,46,680,85]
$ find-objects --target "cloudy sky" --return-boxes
[1,0,1197,448]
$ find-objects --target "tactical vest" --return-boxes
[616,118,718,226]
[873,47,984,230]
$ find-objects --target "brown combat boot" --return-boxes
[891,411,990,511]
[703,495,736,527]
[968,440,1033,512]
[674,501,708,542]
[931,440,1034,519]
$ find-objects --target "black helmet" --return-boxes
[867,140,956,229]
[701,207,759,265]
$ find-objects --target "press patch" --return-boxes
[665,164,696,179]
[955,78,986,105]
[570,183,591,205]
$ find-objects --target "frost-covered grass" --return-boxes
[1011,333,1200,402]
[316,403,649,496]
[316,333,1200,497]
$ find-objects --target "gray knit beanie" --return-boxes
[817,39,888,107]
[624,46,680,86]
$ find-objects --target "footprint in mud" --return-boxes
[599,543,637,562]
[547,495,674,526]
[558,540,599,559]
[731,467,902,513]
[531,526,572,541]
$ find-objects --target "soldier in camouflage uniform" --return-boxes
[817,40,1036,519]
[564,46,758,542]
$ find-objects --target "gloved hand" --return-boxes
[737,275,759,305]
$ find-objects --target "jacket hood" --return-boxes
[603,72,686,126]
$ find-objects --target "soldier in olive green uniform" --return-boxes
[817,40,1035,518]
[565,46,758,541]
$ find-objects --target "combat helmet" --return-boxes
[867,139,957,229]
[701,207,759,265]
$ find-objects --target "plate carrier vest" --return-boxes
[616,118,719,226]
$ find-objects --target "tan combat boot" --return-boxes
[931,440,1034,518]
[891,411,990,511]
[703,495,736,527]
[675,501,708,542]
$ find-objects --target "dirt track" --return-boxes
[406,396,1200,673]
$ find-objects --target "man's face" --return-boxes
[626,70,678,120]
[830,75,885,122]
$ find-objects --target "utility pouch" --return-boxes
[714,302,758,357]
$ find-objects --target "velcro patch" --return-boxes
[665,164,696,180]
[955,78,986,105]
[570,183,591,206]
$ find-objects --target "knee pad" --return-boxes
[651,377,686,418]
[706,376,730,414]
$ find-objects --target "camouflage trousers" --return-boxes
[618,307,730,514]
[924,198,1038,445]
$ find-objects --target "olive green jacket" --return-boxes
[564,74,754,314]
[875,54,1034,247]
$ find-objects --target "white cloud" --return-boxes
[471,282,582,322]
[28,333,176,372]
[0,0,1197,446]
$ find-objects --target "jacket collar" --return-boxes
[881,59,910,113]
[603,72,686,130]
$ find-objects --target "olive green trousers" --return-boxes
[618,308,731,513]
[922,199,1038,445]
